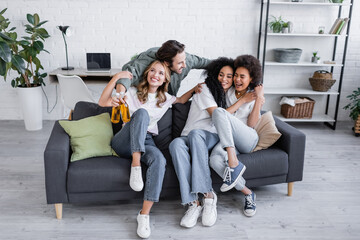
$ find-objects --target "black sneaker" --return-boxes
[243,191,256,217]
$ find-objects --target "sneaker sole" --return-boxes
[220,165,246,192]
[244,209,256,217]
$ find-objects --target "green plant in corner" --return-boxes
[343,88,360,121]
[0,8,50,88]
[268,15,285,33]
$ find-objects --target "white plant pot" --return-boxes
[18,85,43,131]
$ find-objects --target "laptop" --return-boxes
[86,53,111,72]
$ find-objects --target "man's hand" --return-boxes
[114,71,133,81]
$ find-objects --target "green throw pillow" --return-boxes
[59,113,114,162]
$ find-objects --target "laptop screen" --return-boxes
[86,53,111,70]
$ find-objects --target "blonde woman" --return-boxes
[99,60,197,238]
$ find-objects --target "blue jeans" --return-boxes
[209,107,258,191]
[169,129,219,205]
[111,108,166,202]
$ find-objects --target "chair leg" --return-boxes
[55,203,63,219]
[287,182,294,196]
[68,110,73,120]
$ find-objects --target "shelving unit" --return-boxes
[257,0,353,129]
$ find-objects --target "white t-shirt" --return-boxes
[226,87,256,125]
[181,85,218,136]
[125,87,177,135]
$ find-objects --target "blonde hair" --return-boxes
[137,60,171,107]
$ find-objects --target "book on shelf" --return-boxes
[338,18,349,35]
[329,18,349,35]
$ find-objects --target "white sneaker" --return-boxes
[137,211,151,239]
[180,202,203,228]
[202,191,217,227]
[130,166,143,192]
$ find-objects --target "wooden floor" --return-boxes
[0,120,359,240]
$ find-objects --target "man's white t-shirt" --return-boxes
[181,85,218,136]
[226,87,256,125]
[125,87,176,135]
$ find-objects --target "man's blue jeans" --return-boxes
[111,108,166,202]
[169,129,219,205]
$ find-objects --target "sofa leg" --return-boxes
[287,182,294,196]
[55,203,63,219]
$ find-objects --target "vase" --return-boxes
[18,85,43,131]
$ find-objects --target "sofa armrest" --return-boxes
[273,116,306,183]
[43,121,70,204]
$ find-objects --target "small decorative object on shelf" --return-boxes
[274,48,302,63]
[268,15,285,33]
[309,70,336,92]
[280,97,315,119]
[318,26,325,34]
[282,22,289,33]
[329,0,343,3]
[291,0,303,2]
[311,51,321,63]
[343,87,360,136]
[287,21,294,33]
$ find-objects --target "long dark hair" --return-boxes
[203,57,234,108]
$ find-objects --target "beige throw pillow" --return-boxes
[253,111,282,152]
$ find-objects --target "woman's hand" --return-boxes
[254,84,265,105]
[194,82,204,94]
[242,92,257,103]
[111,95,127,107]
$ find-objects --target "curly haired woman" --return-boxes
[209,54,265,217]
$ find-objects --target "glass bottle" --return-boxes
[111,92,131,124]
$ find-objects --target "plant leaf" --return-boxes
[0,32,13,41]
[35,20,48,28]
[34,13,39,25]
[0,58,6,76]
[11,55,25,74]
[0,41,11,62]
[27,14,34,25]
[0,8,7,15]
[33,41,44,51]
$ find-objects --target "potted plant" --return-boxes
[282,22,289,33]
[343,88,360,136]
[268,16,285,33]
[311,51,320,63]
[0,8,50,130]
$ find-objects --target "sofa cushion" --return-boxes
[59,113,114,162]
[153,109,173,151]
[253,111,282,152]
[240,148,288,180]
[172,102,191,138]
[73,101,123,134]
[67,156,132,193]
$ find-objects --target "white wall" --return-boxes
[0,0,359,121]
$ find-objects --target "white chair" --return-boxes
[56,74,95,118]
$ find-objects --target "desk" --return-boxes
[48,68,122,82]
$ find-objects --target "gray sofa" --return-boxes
[44,101,306,219]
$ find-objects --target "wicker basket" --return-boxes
[309,70,336,92]
[274,48,302,63]
[354,115,360,136]
[281,97,315,118]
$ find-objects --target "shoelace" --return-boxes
[245,194,256,207]
[184,203,198,216]
[223,166,234,183]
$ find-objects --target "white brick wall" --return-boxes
[0,0,359,121]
